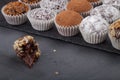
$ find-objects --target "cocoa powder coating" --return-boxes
[56,10,83,26]
[67,0,92,13]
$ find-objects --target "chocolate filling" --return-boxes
[15,40,39,68]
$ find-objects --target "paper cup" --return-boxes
[19,0,40,9]
[54,20,79,37]
[27,11,55,31]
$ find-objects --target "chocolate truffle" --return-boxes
[79,15,109,44]
[56,10,83,26]
[1,1,30,25]
[102,0,120,10]
[29,8,55,20]
[3,1,29,16]
[55,10,83,36]
[27,8,55,31]
[67,0,93,16]
[90,5,120,23]
[13,35,41,68]
[40,0,67,13]
[109,19,120,50]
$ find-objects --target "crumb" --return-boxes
[55,71,59,75]
[53,49,56,53]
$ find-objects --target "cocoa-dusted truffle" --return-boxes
[56,10,83,26]
[13,35,41,68]
[67,0,92,14]
[3,1,29,16]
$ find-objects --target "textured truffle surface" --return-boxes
[67,0,92,13]
[90,5,120,23]
[102,0,120,6]
[109,19,120,39]
[80,15,109,34]
[56,10,83,26]
[29,8,55,20]
[40,0,67,13]
[3,1,29,15]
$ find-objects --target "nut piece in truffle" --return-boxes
[13,35,41,68]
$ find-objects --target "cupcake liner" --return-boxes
[108,33,120,50]
[80,6,93,17]
[80,30,107,44]
[54,20,79,37]
[1,5,30,25]
[18,0,40,9]
[91,0,102,7]
[27,12,54,31]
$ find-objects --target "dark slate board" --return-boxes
[0,0,120,54]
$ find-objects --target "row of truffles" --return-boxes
[2,0,120,50]
[1,0,103,25]
[13,35,41,68]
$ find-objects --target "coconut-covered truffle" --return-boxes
[102,0,120,9]
[13,35,41,68]
[80,15,108,34]
[40,0,67,13]
[29,8,55,20]
[79,15,109,44]
[90,5,120,23]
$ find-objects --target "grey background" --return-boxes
[0,27,120,80]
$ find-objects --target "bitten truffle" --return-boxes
[13,35,41,68]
